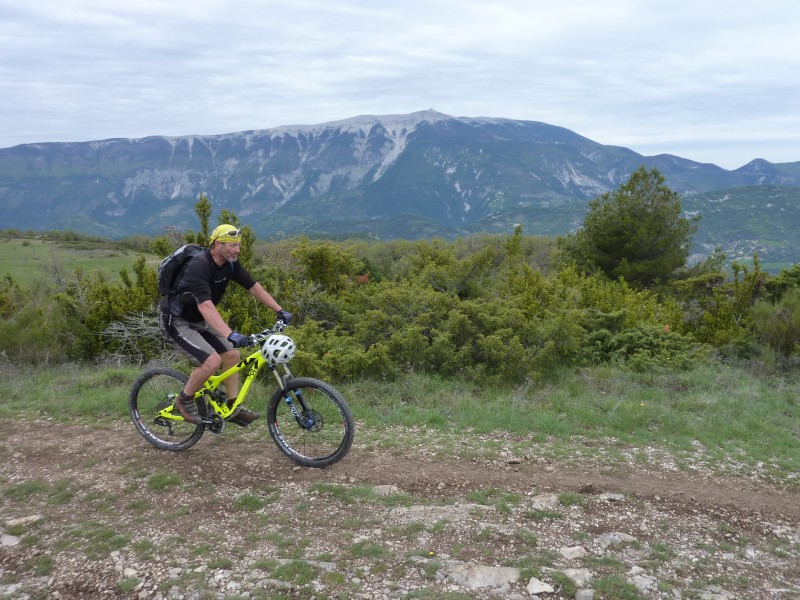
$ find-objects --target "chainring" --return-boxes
[205,413,225,434]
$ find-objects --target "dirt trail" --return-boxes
[5,421,798,517]
[2,420,799,599]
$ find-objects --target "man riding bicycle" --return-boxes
[159,224,292,426]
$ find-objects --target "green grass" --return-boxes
[263,530,312,559]
[2,359,799,486]
[557,492,586,507]
[234,487,281,511]
[593,574,646,599]
[2,478,81,504]
[147,472,182,491]
[56,520,131,560]
[348,540,392,559]
[467,487,522,511]
[117,578,141,594]
[1,237,159,289]
[344,365,800,484]
[309,483,379,504]
[270,560,317,585]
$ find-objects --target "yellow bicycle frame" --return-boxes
[157,348,289,422]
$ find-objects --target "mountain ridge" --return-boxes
[1,110,799,264]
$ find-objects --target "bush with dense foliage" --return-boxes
[2,177,800,383]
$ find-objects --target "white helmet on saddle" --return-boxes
[261,334,296,365]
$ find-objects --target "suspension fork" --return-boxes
[269,365,311,427]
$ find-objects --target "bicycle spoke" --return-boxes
[268,377,354,468]
[129,368,204,451]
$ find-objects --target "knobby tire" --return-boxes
[267,377,354,468]
[129,367,204,451]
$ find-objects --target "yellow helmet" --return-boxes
[209,224,242,243]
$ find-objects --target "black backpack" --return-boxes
[157,244,207,297]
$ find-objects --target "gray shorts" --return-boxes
[160,313,234,364]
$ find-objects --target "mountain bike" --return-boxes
[128,321,354,468]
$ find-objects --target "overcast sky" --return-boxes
[1,0,798,170]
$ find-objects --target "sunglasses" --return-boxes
[213,228,242,241]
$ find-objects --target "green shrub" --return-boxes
[751,288,800,359]
[2,224,786,378]
[582,325,709,372]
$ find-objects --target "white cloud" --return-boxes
[0,0,798,169]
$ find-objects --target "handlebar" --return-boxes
[249,319,289,346]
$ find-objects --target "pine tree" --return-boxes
[560,166,698,288]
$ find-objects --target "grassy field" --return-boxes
[2,359,798,487]
[0,237,159,288]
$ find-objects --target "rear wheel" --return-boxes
[267,377,354,468]
[129,367,204,451]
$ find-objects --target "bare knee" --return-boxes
[185,353,223,393]
[221,349,240,369]
[200,353,222,374]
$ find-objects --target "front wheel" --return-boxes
[129,367,204,451]
[267,377,354,468]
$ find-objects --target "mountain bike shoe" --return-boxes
[226,406,260,427]
[175,392,203,425]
